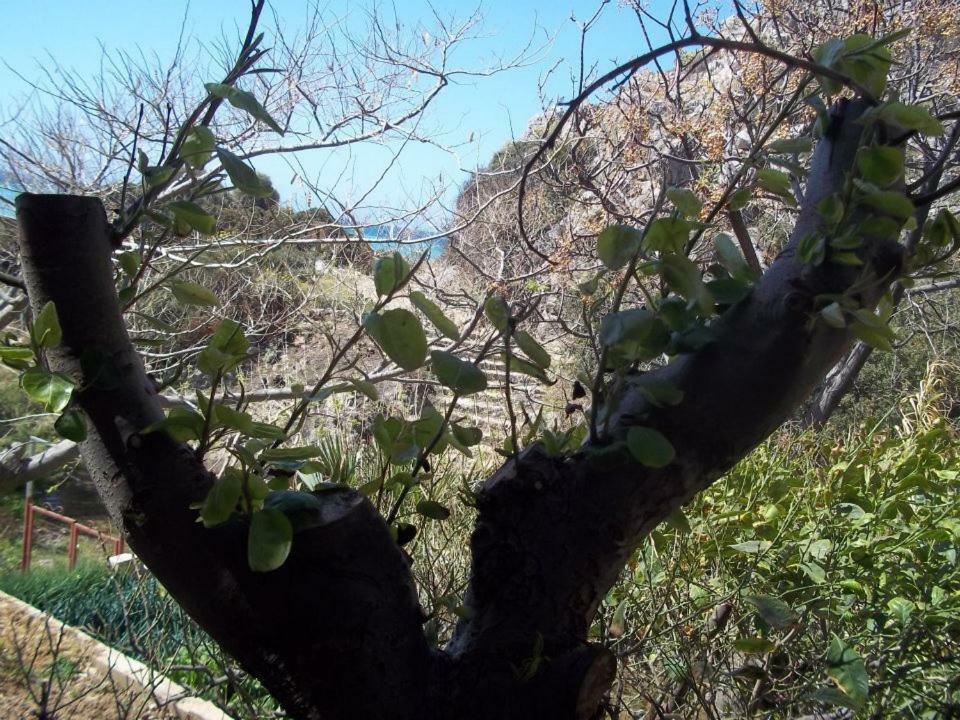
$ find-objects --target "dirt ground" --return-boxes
[0,595,178,720]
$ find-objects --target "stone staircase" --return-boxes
[439,356,546,440]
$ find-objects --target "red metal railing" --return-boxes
[21,503,125,571]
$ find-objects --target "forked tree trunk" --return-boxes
[15,99,905,719]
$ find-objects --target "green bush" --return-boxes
[1,367,956,718]
[604,365,960,717]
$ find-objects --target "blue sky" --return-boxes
[0,1,675,218]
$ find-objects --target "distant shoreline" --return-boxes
[360,225,448,258]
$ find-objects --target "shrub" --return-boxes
[604,365,960,717]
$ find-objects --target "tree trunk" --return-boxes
[15,98,905,719]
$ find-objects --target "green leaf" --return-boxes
[197,318,249,375]
[21,368,74,412]
[830,251,862,266]
[797,232,827,265]
[210,403,252,433]
[409,291,459,340]
[730,541,773,555]
[597,225,642,270]
[755,168,794,202]
[373,252,410,296]
[599,308,669,362]
[118,251,141,278]
[826,637,869,709]
[858,190,914,222]
[767,137,813,154]
[430,351,487,395]
[514,330,550,369]
[801,561,827,584]
[734,637,776,654]
[264,490,325,532]
[0,346,34,362]
[373,414,419,463]
[808,687,862,711]
[877,101,944,136]
[644,217,691,254]
[180,126,216,168]
[364,309,428,371]
[857,146,903,186]
[452,423,482,447]
[246,421,287,440]
[658,253,713,315]
[142,407,205,442]
[502,352,551,384]
[925,209,960,248]
[216,147,275,198]
[820,302,846,328]
[201,470,243,527]
[743,594,798,628]
[842,34,892,96]
[349,379,380,401]
[666,187,702,217]
[206,82,284,134]
[886,596,915,624]
[706,277,751,305]
[849,308,895,351]
[0,345,34,370]
[818,194,845,227]
[813,34,892,97]
[859,215,902,240]
[166,201,216,235]
[728,188,752,211]
[32,301,62,349]
[829,230,862,251]
[247,508,293,572]
[171,280,220,307]
[54,407,87,442]
[483,296,510,332]
[412,404,450,456]
[416,499,451,521]
[714,233,752,279]
[665,507,690,533]
[140,162,175,188]
[626,427,675,468]
[137,151,175,187]
[260,446,324,462]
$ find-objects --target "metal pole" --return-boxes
[67,522,78,570]
[20,481,34,571]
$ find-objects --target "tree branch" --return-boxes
[727,208,763,274]
[447,98,903,716]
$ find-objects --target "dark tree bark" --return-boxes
[15,98,904,719]
[805,340,875,426]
